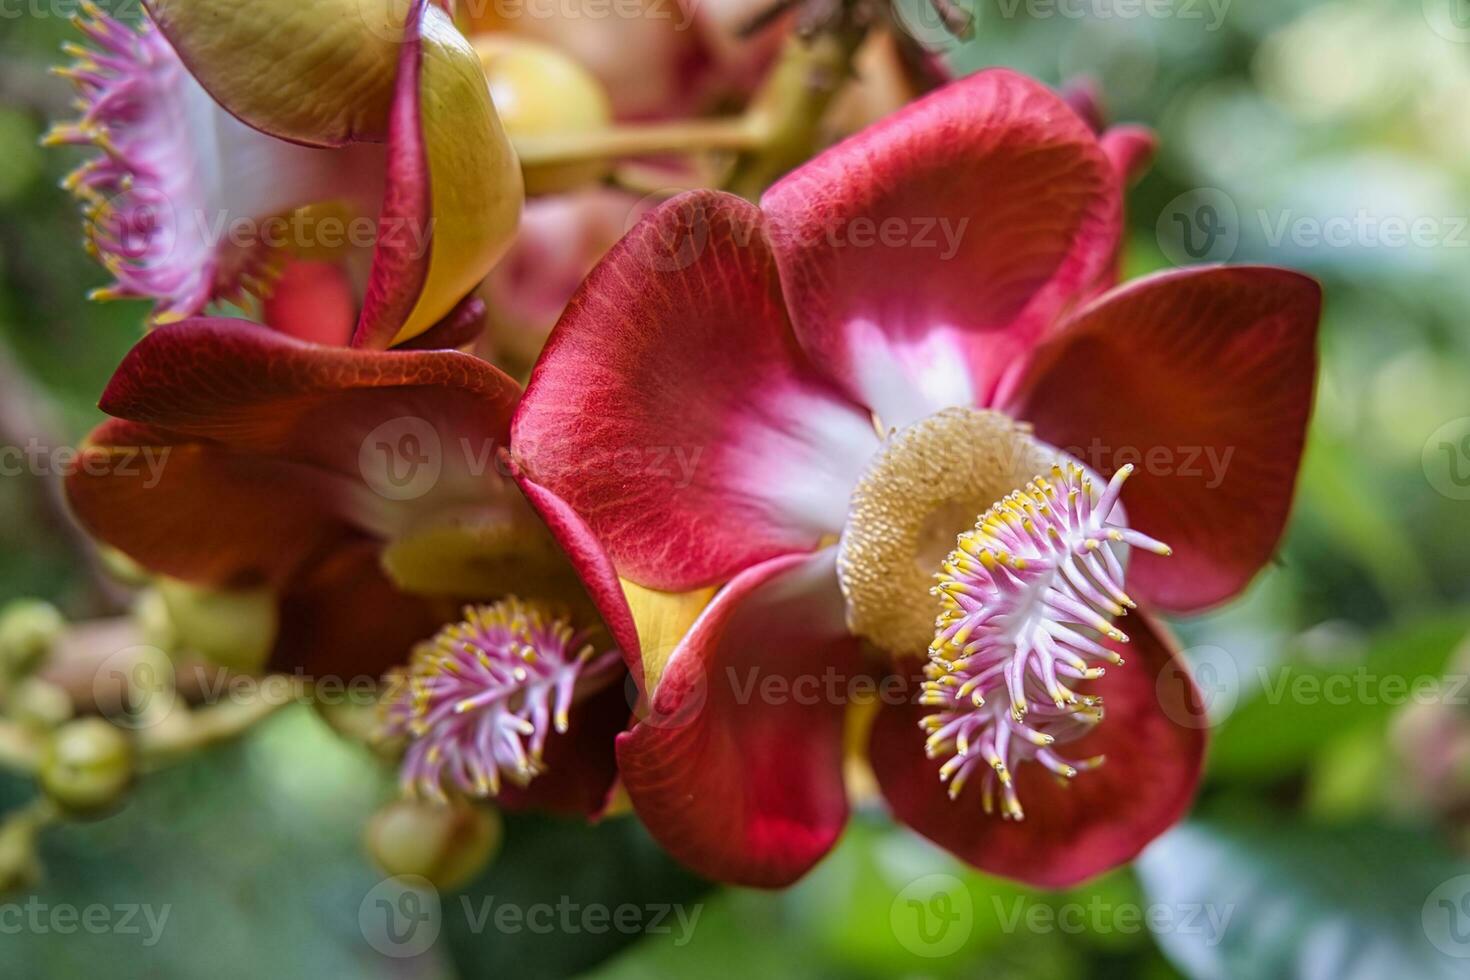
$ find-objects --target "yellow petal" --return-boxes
[619,578,715,694]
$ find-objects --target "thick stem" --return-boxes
[725,31,866,200]
[512,117,769,169]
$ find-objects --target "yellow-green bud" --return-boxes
[38,718,135,817]
[0,599,64,677]
[475,35,613,195]
[133,589,180,655]
[365,798,501,892]
[157,579,277,673]
[8,677,74,730]
[97,547,151,588]
[0,815,43,894]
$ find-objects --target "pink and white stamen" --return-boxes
[381,598,622,802]
[44,3,377,322]
[920,463,1171,819]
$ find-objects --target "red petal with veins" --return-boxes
[514,191,877,592]
[1007,266,1321,612]
[70,318,521,583]
[761,69,1120,429]
[352,0,432,350]
[615,548,860,887]
[869,613,1206,888]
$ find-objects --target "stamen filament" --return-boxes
[920,463,1170,819]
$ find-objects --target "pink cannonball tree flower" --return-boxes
[511,68,1321,887]
[47,0,522,348]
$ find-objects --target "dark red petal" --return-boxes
[1007,266,1321,611]
[352,0,431,351]
[761,68,1120,427]
[395,295,488,351]
[67,419,344,588]
[869,613,1206,888]
[100,317,518,458]
[75,318,523,582]
[513,191,876,591]
[616,548,860,887]
[272,539,447,678]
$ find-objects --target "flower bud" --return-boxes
[0,815,43,894]
[475,35,613,195]
[364,798,501,892]
[97,547,151,588]
[38,718,136,817]
[8,677,74,730]
[1391,698,1470,815]
[133,589,181,655]
[0,599,64,678]
[157,579,277,674]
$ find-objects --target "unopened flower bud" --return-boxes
[0,815,43,894]
[1391,698,1470,815]
[157,579,277,674]
[364,798,501,892]
[0,599,64,678]
[97,547,150,588]
[38,718,135,817]
[8,677,74,730]
[133,589,180,655]
[475,35,613,195]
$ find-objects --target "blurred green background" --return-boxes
[4,0,1470,977]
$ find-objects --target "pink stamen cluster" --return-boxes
[921,463,1171,819]
[381,599,621,802]
[44,4,278,321]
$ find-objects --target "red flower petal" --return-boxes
[514,192,877,591]
[67,419,345,588]
[869,613,1206,888]
[262,260,357,347]
[272,539,448,678]
[761,69,1120,428]
[514,471,644,683]
[616,548,861,887]
[1007,266,1321,612]
[72,318,522,581]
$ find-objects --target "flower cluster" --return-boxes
[49,0,1320,891]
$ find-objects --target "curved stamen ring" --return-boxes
[920,463,1171,819]
[380,598,622,802]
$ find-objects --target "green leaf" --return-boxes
[441,814,710,980]
[1210,614,1470,779]
[1136,818,1470,979]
